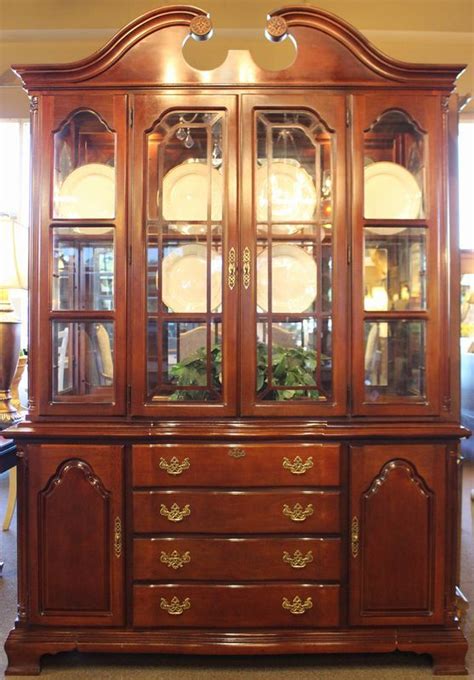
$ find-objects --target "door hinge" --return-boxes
[346,107,351,128]
[127,385,132,409]
[347,385,352,409]
[129,106,134,128]
[128,244,132,266]
[347,244,352,265]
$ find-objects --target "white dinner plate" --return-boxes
[56,163,115,219]
[161,244,222,313]
[257,244,317,313]
[256,160,317,230]
[161,161,223,226]
[364,161,421,223]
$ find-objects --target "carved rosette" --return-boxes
[265,16,288,42]
[190,15,213,41]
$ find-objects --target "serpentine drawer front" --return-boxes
[133,537,342,581]
[133,489,341,534]
[132,442,341,487]
[133,584,340,628]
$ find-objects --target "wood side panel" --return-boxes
[27,444,125,626]
[349,443,446,626]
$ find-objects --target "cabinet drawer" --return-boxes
[132,442,340,487]
[134,537,341,581]
[133,584,340,628]
[133,490,340,534]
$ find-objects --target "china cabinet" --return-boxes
[5,4,469,676]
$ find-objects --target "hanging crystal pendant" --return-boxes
[211,139,222,167]
[184,129,194,149]
[176,116,187,141]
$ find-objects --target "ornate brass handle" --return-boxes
[283,502,314,522]
[282,456,314,475]
[242,246,251,290]
[282,596,313,615]
[160,503,191,523]
[113,516,122,558]
[229,447,246,459]
[228,247,237,290]
[159,456,190,476]
[160,550,191,570]
[283,549,313,569]
[160,596,191,615]
[351,515,360,558]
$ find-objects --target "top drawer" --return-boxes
[132,442,340,488]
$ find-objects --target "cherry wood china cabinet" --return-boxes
[5,4,470,675]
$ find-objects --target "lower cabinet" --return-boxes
[349,443,447,626]
[26,444,125,626]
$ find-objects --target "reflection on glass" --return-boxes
[52,320,114,401]
[256,318,330,401]
[364,228,426,311]
[147,320,222,401]
[53,110,116,219]
[364,320,425,400]
[363,109,425,220]
[52,227,114,311]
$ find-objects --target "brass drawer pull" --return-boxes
[283,549,313,569]
[160,503,191,522]
[160,596,191,616]
[160,550,191,570]
[242,246,251,290]
[159,456,190,476]
[283,502,314,522]
[351,515,360,558]
[228,246,237,290]
[282,596,313,615]
[282,456,313,475]
[113,516,122,559]
[229,447,246,459]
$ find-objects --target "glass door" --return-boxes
[130,95,238,416]
[240,95,348,416]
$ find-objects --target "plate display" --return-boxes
[56,163,115,219]
[364,161,421,223]
[161,161,223,226]
[161,244,222,313]
[256,160,317,230]
[257,244,317,313]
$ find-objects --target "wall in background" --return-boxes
[1,0,473,116]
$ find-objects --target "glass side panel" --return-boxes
[52,320,114,402]
[363,109,425,220]
[255,109,333,402]
[364,227,427,311]
[145,110,225,402]
[52,227,114,310]
[53,110,116,219]
[364,320,426,401]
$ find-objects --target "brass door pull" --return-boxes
[282,549,313,569]
[282,456,314,475]
[160,550,191,570]
[229,447,246,459]
[113,516,122,558]
[242,246,251,290]
[160,503,191,522]
[228,247,237,290]
[283,502,314,522]
[351,515,360,558]
[282,596,313,615]
[159,456,190,476]
[160,596,191,615]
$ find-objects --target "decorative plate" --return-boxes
[161,243,222,313]
[257,244,317,313]
[256,160,317,230]
[161,160,223,227]
[364,161,421,223]
[56,163,115,219]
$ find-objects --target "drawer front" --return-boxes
[134,537,341,581]
[133,490,340,534]
[132,442,340,487]
[133,584,340,628]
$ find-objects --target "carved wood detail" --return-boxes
[41,459,110,501]
[364,458,432,499]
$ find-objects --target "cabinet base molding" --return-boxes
[5,626,468,676]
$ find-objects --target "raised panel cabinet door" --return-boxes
[26,444,124,626]
[349,443,447,626]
